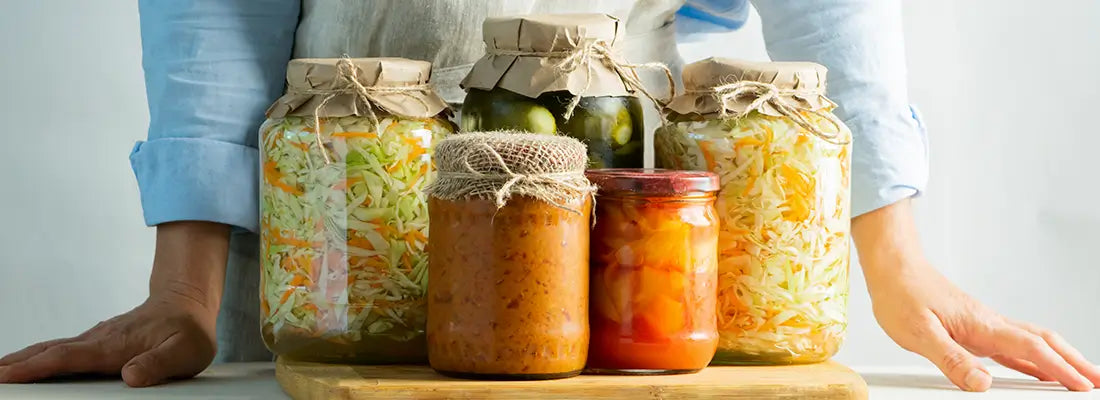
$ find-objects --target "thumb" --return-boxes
[919,328,991,392]
[121,333,211,388]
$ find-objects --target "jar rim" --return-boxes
[585,168,720,196]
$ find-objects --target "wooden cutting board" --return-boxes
[276,357,868,399]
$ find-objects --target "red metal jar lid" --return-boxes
[585,168,720,196]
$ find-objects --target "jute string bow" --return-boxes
[486,34,676,120]
[288,58,434,164]
[428,133,596,216]
[688,81,850,145]
[438,142,594,211]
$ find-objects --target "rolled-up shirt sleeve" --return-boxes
[132,0,299,232]
[750,0,929,216]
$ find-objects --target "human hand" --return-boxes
[853,200,1100,392]
[0,293,217,387]
[0,221,229,387]
[865,260,1100,392]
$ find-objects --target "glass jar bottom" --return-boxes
[583,368,703,376]
[433,369,582,381]
[710,349,832,366]
[263,327,427,365]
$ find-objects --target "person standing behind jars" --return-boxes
[1,0,1096,393]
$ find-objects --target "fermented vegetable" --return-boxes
[459,14,674,169]
[428,195,591,379]
[656,111,850,364]
[462,89,644,169]
[259,57,452,363]
[425,133,594,380]
[260,114,452,363]
[586,169,720,374]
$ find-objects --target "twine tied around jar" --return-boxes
[427,132,596,214]
[688,81,851,145]
[443,143,593,210]
[485,34,676,121]
[288,57,435,164]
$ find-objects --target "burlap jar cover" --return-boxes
[266,57,450,162]
[426,132,595,211]
[460,13,674,120]
[665,58,849,145]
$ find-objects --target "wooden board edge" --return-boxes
[276,357,869,400]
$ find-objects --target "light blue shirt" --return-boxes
[132,0,928,233]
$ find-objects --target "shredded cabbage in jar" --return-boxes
[655,111,852,361]
[259,115,452,345]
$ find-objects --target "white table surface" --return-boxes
[0,363,1096,400]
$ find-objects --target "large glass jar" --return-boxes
[426,133,593,380]
[656,58,853,365]
[461,88,645,168]
[460,14,670,170]
[259,58,454,364]
[585,169,720,375]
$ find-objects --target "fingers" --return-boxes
[1011,321,1100,388]
[992,325,1093,391]
[914,321,991,392]
[991,355,1056,382]
[0,338,79,367]
[121,332,210,388]
[0,341,125,383]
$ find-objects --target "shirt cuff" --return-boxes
[130,137,259,232]
[675,1,751,40]
[850,105,930,217]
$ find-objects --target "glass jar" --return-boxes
[426,132,593,380]
[259,114,453,364]
[461,88,645,169]
[656,59,853,365]
[584,169,720,375]
[427,196,591,379]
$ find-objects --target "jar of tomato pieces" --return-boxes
[585,169,720,374]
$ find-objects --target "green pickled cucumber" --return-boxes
[561,97,634,147]
[459,111,480,132]
[608,107,633,146]
[612,140,642,157]
[461,89,557,134]
[501,102,557,134]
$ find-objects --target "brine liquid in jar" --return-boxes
[585,169,720,374]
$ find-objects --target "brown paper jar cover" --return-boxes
[460,13,634,99]
[267,57,449,119]
[666,58,833,118]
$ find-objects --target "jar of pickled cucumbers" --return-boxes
[259,57,454,364]
[460,14,671,169]
[425,133,595,380]
[585,169,720,375]
[655,58,853,365]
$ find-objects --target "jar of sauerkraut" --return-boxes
[425,133,594,380]
[655,58,852,365]
[259,57,455,364]
[460,14,673,169]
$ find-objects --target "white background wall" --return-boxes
[0,0,1097,367]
